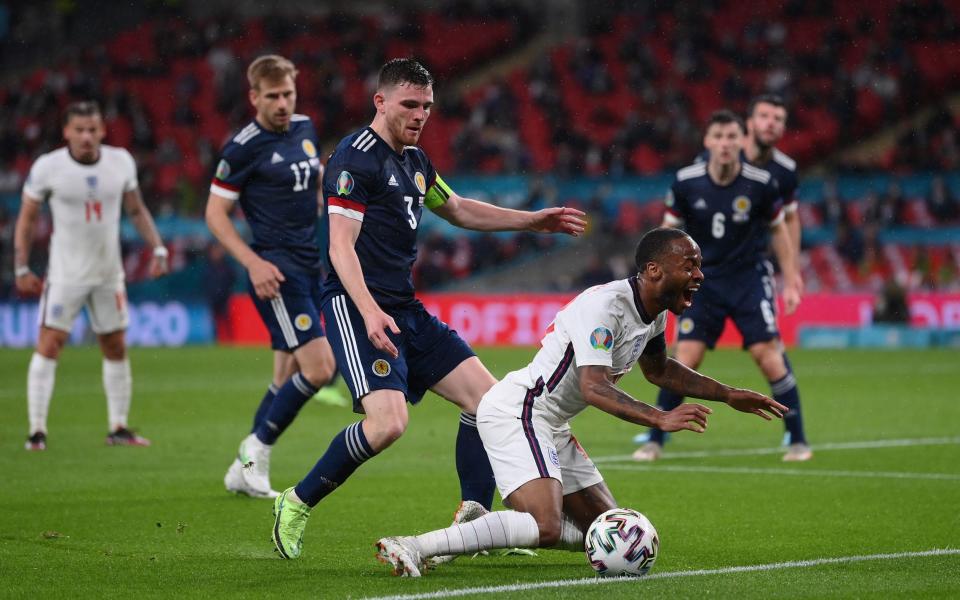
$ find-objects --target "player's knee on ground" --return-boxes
[533,514,562,547]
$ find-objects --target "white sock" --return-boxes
[27,353,57,433]
[103,358,132,430]
[556,514,585,551]
[413,510,540,558]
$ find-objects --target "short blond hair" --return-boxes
[247,55,298,90]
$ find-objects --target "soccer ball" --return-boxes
[584,508,659,577]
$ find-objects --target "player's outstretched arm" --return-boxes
[432,191,586,236]
[13,194,43,296]
[122,188,168,278]
[578,365,711,432]
[328,213,400,359]
[638,350,786,420]
[205,192,284,299]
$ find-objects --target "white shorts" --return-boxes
[39,280,129,334]
[477,380,603,499]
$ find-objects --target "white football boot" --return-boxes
[376,536,426,577]
[236,433,279,498]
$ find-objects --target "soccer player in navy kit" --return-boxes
[633,109,809,463]
[271,59,586,560]
[206,55,338,498]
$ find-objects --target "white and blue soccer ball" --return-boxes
[585,508,659,577]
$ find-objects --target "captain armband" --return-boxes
[424,174,454,210]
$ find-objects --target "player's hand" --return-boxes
[363,308,401,359]
[148,255,169,278]
[657,402,712,433]
[724,388,787,420]
[529,207,587,237]
[15,270,42,296]
[782,280,801,315]
[248,258,285,300]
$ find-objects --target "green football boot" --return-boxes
[272,487,311,559]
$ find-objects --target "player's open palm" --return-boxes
[15,271,43,296]
[248,258,285,300]
[530,207,587,237]
[364,309,401,359]
[660,402,712,433]
[725,388,787,420]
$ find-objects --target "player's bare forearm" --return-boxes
[433,194,530,231]
[770,221,798,284]
[13,197,40,269]
[785,208,802,270]
[205,194,261,270]
[580,369,665,428]
[123,189,163,249]
[328,214,382,317]
[640,353,731,403]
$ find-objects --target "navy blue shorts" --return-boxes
[676,261,780,349]
[322,293,476,412]
[249,267,326,351]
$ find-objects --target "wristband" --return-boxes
[15,265,30,277]
[153,246,169,259]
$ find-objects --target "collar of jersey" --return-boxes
[363,126,409,158]
[628,276,654,324]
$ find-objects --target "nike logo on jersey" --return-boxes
[388,174,399,186]
[271,152,284,164]
[693,198,707,209]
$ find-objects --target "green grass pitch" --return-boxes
[1,346,958,598]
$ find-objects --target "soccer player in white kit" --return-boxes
[375,228,788,576]
[13,101,168,450]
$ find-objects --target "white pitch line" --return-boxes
[595,436,960,463]
[601,463,960,481]
[362,548,960,600]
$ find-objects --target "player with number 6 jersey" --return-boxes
[634,109,810,464]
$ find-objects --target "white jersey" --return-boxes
[499,277,667,427]
[22,145,138,285]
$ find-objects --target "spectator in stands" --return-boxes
[836,220,864,265]
[576,253,614,288]
[927,176,958,223]
[873,279,910,324]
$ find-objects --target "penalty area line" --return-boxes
[362,548,960,600]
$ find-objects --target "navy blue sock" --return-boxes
[254,372,318,445]
[250,383,279,434]
[455,412,495,510]
[295,421,375,507]
[649,389,684,445]
[771,354,806,445]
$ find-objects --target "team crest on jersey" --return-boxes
[732,196,751,222]
[679,318,695,334]
[86,176,98,189]
[590,327,614,351]
[414,172,426,195]
[294,314,312,331]
[301,139,317,158]
[215,159,231,180]
[337,171,354,195]
[372,359,391,377]
[547,447,560,467]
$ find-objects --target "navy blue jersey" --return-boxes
[697,148,799,209]
[322,127,438,308]
[210,115,323,272]
[665,161,783,275]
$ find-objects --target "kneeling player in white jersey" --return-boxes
[375,228,787,576]
[14,101,168,450]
